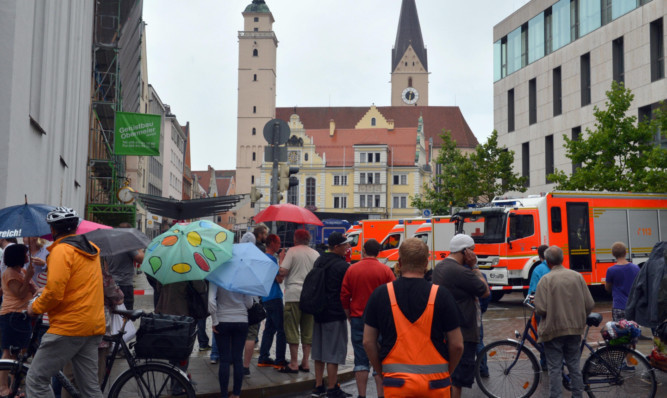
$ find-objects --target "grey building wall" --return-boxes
[493,0,666,194]
[0,1,94,212]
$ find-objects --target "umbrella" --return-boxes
[41,219,112,241]
[140,220,234,285]
[0,203,56,238]
[206,242,279,297]
[84,228,151,257]
[254,203,323,226]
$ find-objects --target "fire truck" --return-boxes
[347,219,399,262]
[453,191,667,300]
[377,218,430,269]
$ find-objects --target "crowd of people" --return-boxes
[0,205,657,398]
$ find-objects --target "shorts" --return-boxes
[612,308,626,322]
[311,320,348,365]
[451,341,477,388]
[0,312,32,350]
[246,323,259,342]
[283,302,313,345]
[350,317,369,372]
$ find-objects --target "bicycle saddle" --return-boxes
[587,312,602,327]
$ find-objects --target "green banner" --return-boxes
[114,112,161,155]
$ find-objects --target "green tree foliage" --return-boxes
[549,81,667,192]
[411,131,526,214]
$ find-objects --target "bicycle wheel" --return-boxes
[0,360,29,397]
[107,362,195,398]
[582,345,656,398]
[475,340,541,398]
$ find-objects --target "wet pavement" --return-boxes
[129,273,666,397]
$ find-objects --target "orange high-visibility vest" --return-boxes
[382,282,451,397]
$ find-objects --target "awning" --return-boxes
[133,193,247,220]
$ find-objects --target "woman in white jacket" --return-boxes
[209,282,253,398]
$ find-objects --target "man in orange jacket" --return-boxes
[363,238,464,397]
[27,207,106,398]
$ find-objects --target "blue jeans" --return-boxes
[197,318,209,347]
[210,335,219,361]
[476,321,488,375]
[258,298,286,362]
[214,322,248,397]
[350,317,370,372]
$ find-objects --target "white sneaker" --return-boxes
[210,359,218,364]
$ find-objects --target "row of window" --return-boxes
[507,19,664,131]
[494,0,654,82]
[360,152,382,163]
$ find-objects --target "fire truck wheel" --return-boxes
[490,291,505,302]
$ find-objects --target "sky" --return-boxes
[143,0,531,171]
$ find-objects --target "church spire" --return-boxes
[392,0,427,72]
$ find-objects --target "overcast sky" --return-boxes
[143,0,531,171]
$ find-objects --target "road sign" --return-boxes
[263,119,290,145]
[264,146,287,162]
[422,209,432,218]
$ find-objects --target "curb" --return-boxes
[194,369,355,398]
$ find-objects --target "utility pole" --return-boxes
[270,120,280,205]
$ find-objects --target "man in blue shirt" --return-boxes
[258,234,287,368]
[528,245,550,296]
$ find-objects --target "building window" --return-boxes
[253,74,257,81]
[304,153,309,161]
[253,106,257,113]
[529,78,537,125]
[552,0,572,51]
[333,196,347,209]
[252,152,256,161]
[553,66,562,116]
[371,117,376,126]
[252,127,256,135]
[253,17,259,22]
[545,8,553,54]
[613,37,624,83]
[507,26,523,74]
[570,0,579,41]
[252,49,258,57]
[393,174,407,185]
[374,195,381,208]
[333,175,348,186]
[393,196,407,209]
[651,18,665,82]
[306,177,316,207]
[520,23,528,67]
[375,153,380,162]
[360,195,366,208]
[508,89,515,132]
[288,185,298,205]
[572,126,582,172]
[579,0,602,36]
[528,12,545,63]
[581,52,591,106]
[545,134,554,183]
[522,142,530,187]
[359,172,366,184]
[251,175,255,184]
[602,0,613,25]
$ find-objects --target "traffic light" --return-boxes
[250,186,263,203]
[278,164,299,192]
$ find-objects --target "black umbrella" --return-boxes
[84,228,150,257]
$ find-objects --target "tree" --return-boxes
[411,130,526,214]
[549,81,667,192]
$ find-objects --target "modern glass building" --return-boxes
[493,0,665,193]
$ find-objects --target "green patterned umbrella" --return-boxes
[140,220,234,285]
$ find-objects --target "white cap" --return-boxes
[449,234,474,252]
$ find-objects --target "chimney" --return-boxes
[329,119,335,136]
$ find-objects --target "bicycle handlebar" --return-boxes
[523,295,535,309]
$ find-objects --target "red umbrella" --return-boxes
[41,219,112,240]
[254,203,323,226]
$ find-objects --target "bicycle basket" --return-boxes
[600,320,640,346]
[134,313,196,360]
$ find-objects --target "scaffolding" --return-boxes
[87,0,137,226]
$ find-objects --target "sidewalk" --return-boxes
[131,272,355,397]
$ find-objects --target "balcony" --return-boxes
[238,31,278,45]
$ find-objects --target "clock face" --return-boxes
[118,187,135,204]
[402,87,419,105]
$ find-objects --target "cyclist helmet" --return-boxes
[46,207,79,224]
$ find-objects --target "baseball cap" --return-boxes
[450,234,475,252]
[328,232,351,246]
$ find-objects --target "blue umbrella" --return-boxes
[0,203,56,238]
[206,243,278,297]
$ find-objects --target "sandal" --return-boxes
[298,365,310,372]
[277,366,298,374]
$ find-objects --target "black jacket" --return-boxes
[313,252,349,323]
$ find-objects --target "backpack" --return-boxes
[186,281,209,320]
[299,264,329,315]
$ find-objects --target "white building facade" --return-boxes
[0,2,95,212]
[493,0,666,194]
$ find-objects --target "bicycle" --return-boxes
[474,297,657,398]
[0,308,196,397]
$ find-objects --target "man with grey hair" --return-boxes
[534,246,594,398]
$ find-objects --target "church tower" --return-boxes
[236,0,277,228]
[391,0,428,106]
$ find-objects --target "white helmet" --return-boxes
[46,207,79,225]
